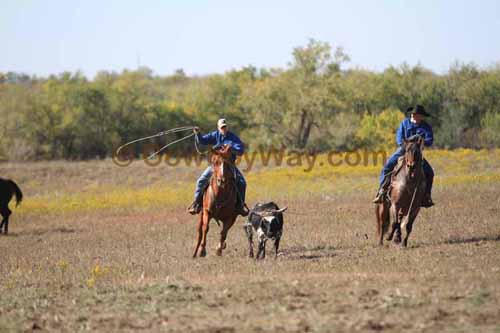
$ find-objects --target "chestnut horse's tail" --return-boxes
[8,180,23,207]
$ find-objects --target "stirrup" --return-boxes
[372,192,385,204]
[237,203,249,217]
[188,202,202,215]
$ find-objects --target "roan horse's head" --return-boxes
[403,136,424,179]
[210,145,234,188]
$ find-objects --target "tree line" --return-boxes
[1,39,499,161]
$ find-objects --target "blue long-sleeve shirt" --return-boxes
[196,130,245,162]
[396,118,433,147]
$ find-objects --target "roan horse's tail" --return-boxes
[8,180,23,206]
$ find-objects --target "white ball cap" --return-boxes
[217,118,228,129]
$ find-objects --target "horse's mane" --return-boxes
[403,135,423,157]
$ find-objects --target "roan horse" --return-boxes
[193,145,239,258]
[375,136,426,247]
[0,178,23,235]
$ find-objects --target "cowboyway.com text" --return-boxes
[113,147,389,172]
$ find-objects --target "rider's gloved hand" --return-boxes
[408,134,422,142]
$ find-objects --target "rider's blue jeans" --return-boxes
[194,166,246,203]
[379,147,434,193]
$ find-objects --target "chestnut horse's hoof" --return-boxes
[199,248,207,257]
[216,248,223,256]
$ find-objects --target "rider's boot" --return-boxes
[372,188,386,204]
[372,176,391,204]
[188,197,202,215]
[236,200,249,217]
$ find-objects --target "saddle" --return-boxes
[384,156,405,202]
[392,156,406,180]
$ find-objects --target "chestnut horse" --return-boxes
[375,137,426,247]
[193,146,239,257]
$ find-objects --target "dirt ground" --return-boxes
[1,155,500,332]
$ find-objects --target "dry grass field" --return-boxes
[1,149,500,332]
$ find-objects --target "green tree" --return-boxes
[480,111,500,147]
[241,39,349,150]
[355,108,405,150]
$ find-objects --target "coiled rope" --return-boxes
[115,126,209,160]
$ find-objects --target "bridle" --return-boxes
[404,141,423,181]
[402,140,424,213]
[212,155,235,188]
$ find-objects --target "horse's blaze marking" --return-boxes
[193,152,238,258]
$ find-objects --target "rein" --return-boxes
[403,146,424,216]
[407,181,420,217]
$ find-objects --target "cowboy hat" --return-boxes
[406,105,431,117]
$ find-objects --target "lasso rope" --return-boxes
[115,126,209,160]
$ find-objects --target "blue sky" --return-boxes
[2,0,499,78]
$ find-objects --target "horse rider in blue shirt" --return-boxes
[188,118,249,216]
[372,105,435,208]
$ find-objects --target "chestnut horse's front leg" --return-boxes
[217,215,237,256]
[193,212,204,258]
[198,211,210,257]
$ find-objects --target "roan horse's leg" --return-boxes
[375,204,383,245]
[401,209,420,247]
[387,204,399,242]
[217,216,237,256]
[394,213,402,244]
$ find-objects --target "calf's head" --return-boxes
[257,207,287,239]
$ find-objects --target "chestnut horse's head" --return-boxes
[403,136,424,179]
[210,145,234,188]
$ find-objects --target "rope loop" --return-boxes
[115,125,209,160]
